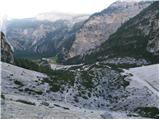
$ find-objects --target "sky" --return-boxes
[0,0,117,19]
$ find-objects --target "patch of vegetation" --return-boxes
[80,71,94,89]
[14,58,76,92]
[14,80,24,87]
[16,99,36,105]
[54,104,61,107]
[82,96,88,100]
[24,88,43,95]
[1,93,5,99]
[48,55,58,64]
[14,58,43,72]
[62,106,70,110]
[42,70,75,92]
[134,107,159,119]
[49,84,61,92]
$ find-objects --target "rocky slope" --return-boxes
[68,0,152,58]
[1,61,158,118]
[6,14,89,58]
[66,1,159,66]
[0,32,14,63]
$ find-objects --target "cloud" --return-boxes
[0,0,116,18]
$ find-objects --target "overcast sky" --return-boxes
[0,0,117,19]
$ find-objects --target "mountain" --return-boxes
[1,32,14,63]
[68,1,152,58]
[66,1,159,67]
[6,13,89,58]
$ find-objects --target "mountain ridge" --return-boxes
[6,14,89,58]
[67,0,152,58]
[66,1,159,66]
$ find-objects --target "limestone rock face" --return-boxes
[68,1,152,58]
[1,32,14,63]
[6,14,89,58]
[66,1,159,66]
[81,1,159,65]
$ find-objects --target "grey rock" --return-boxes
[68,1,152,58]
[1,32,14,63]
[101,112,113,119]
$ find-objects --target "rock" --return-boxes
[6,14,89,58]
[101,112,113,119]
[41,101,49,106]
[68,1,152,58]
[69,1,158,66]
[1,32,14,63]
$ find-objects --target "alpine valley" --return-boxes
[1,0,159,119]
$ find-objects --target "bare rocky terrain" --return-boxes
[1,62,159,118]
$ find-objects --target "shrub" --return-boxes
[134,107,159,119]
[1,93,5,99]
[81,71,94,89]
[14,80,24,86]
[16,99,35,105]
[15,58,76,93]
[24,88,43,95]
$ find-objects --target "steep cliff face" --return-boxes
[68,1,152,58]
[6,14,89,58]
[73,1,159,66]
[1,32,14,63]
